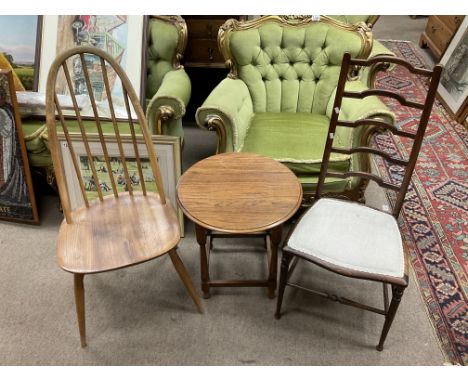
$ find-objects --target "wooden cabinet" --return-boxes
[420,16,465,59]
[183,16,245,68]
[182,16,245,120]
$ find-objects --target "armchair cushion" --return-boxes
[240,112,351,175]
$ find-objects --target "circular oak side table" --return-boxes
[177,152,302,299]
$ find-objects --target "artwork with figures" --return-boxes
[38,15,145,117]
[58,133,184,234]
[0,70,38,223]
[53,16,134,118]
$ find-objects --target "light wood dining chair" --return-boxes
[275,52,442,350]
[46,46,203,347]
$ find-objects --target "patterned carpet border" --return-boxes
[375,40,468,365]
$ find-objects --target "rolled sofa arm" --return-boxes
[196,78,254,153]
[146,69,191,134]
[361,40,396,88]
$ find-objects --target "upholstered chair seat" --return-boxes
[287,198,405,281]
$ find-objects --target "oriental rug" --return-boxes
[374,40,467,365]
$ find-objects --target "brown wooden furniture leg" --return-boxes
[73,273,86,348]
[168,248,204,313]
[268,225,282,299]
[376,286,405,351]
[275,251,292,318]
[195,224,211,299]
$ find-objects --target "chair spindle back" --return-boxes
[46,46,167,224]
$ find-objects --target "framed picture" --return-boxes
[57,133,184,235]
[438,17,468,124]
[0,69,39,224]
[38,15,146,117]
[0,15,43,91]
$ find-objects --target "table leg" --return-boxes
[268,225,282,299]
[195,224,211,299]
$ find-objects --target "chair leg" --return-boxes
[168,248,204,314]
[73,273,86,348]
[275,251,293,319]
[376,285,405,351]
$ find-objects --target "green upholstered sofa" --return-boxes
[21,15,190,189]
[195,15,394,202]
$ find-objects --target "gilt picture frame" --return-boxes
[437,17,468,124]
[57,132,184,235]
[0,69,39,224]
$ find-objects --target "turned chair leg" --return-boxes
[376,285,405,351]
[168,248,204,314]
[275,251,293,319]
[74,273,86,348]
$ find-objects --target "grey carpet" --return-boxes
[0,16,446,365]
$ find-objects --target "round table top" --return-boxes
[177,152,303,233]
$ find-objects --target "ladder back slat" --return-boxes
[343,90,425,109]
[349,56,434,76]
[331,146,409,167]
[326,171,401,192]
[336,119,417,139]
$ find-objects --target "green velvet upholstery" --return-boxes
[145,16,190,139]
[326,15,396,87]
[196,16,395,200]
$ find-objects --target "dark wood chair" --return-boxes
[46,46,203,347]
[275,52,442,350]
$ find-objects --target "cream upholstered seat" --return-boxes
[287,198,404,280]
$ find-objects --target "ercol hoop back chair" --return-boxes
[196,15,395,204]
[275,52,442,351]
[46,46,202,347]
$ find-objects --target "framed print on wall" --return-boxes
[57,132,184,235]
[437,17,468,124]
[0,69,39,224]
[38,15,146,118]
[0,15,43,91]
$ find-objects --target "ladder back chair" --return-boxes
[46,46,202,347]
[275,52,442,351]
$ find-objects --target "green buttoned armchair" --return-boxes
[195,16,394,202]
[145,15,191,141]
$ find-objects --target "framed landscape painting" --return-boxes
[0,15,43,91]
[0,70,39,224]
[38,15,146,118]
[58,133,184,235]
[438,17,468,123]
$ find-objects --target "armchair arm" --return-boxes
[361,40,396,88]
[146,69,191,134]
[196,78,254,152]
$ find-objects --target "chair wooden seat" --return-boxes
[57,192,180,274]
